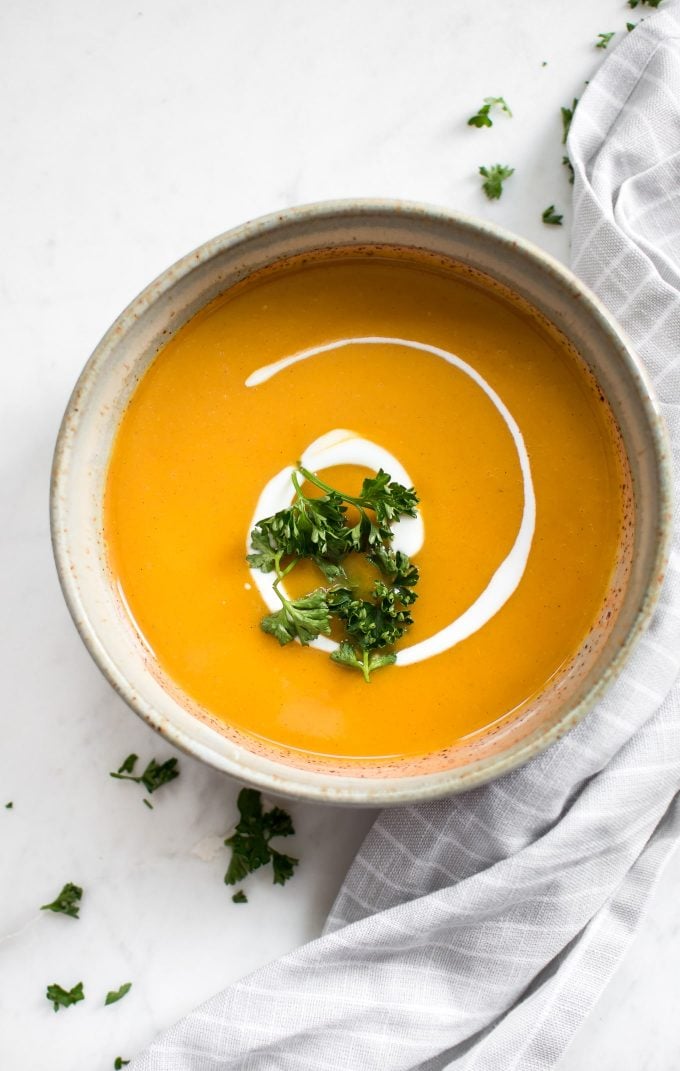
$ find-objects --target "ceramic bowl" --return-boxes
[50,200,671,805]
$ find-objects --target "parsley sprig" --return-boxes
[225,789,298,887]
[110,754,180,796]
[46,981,84,1012]
[41,882,82,919]
[247,466,420,682]
[467,96,512,128]
[479,164,515,200]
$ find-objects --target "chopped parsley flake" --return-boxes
[105,983,132,1007]
[110,755,179,795]
[596,32,615,48]
[479,164,515,200]
[542,205,564,226]
[467,96,512,128]
[46,981,84,1012]
[561,99,578,145]
[41,882,82,919]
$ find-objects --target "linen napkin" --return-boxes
[132,6,680,1068]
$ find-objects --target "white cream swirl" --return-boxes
[245,337,535,666]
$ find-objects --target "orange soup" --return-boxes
[105,251,627,760]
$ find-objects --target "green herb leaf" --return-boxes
[626,20,637,30]
[596,31,615,48]
[561,99,578,144]
[142,797,154,809]
[41,882,83,919]
[542,205,564,226]
[562,155,575,184]
[261,588,332,646]
[5,801,12,809]
[479,164,515,200]
[224,789,298,887]
[105,983,132,1007]
[629,0,661,8]
[114,1060,130,1070]
[271,850,299,886]
[330,641,397,683]
[232,889,248,903]
[247,466,421,680]
[111,756,179,794]
[46,981,84,1012]
[467,96,512,128]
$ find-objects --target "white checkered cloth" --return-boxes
[132,7,680,1068]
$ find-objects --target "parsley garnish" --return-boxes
[467,96,512,128]
[248,466,420,681]
[114,1060,130,1069]
[224,789,298,887]
[232,889,248,903]
[41,882,82,919]
[562,155,575,184]
[596,32,615,48]
[629,0,661,8]
[46,981,84,1012]
[542,205,564,226]
[110,755,179,794]
[479,164,515,200]
[626,20,637,29]
[105,983,132,1006]
[5,801,12,809]
[561,98,578,144]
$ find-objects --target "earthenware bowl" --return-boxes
[50,200,671,804]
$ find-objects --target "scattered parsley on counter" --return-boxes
[626,21,638,29]
[110,755,179,795]
[542,205,564,226]
[561,99,578,145]
[232,889,248,904]
[116,753,138,775]
[40,882,83,919]
[629,0,661,8]
[467,96,512,128]
[46,981,84,1012]
[479,164,515,200]
[247,466,420,681]
[114,1059,130,1069]
[5,801,12,809]
[143,798,154,810]
[224,789,298,887]
[562,155,575,184]
[105,983,132,1007]
[596,32,615,49]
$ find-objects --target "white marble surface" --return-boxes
[2,1,679,1068]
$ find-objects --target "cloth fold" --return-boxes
[132,7,680,1068]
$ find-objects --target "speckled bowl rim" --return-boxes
[50,198,673,806]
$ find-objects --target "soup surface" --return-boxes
[105,251,626,760]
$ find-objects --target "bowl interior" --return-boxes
[51,202,669,804]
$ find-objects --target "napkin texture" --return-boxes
[132,8,680,1068]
